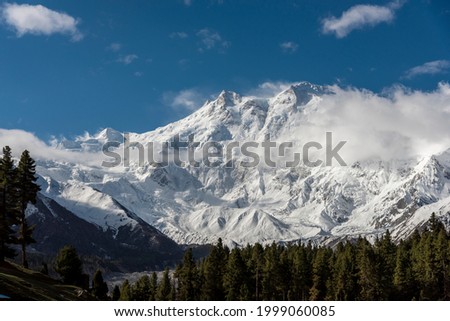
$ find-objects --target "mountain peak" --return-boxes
[95,127,124,143]
[275,82,331,106]
[215,90,241,107]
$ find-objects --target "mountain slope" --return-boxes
[32,82,450,246]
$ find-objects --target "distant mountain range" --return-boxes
[25,82,450,270]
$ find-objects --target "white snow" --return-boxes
[32,83,450,245]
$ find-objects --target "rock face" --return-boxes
[30,82,450,251]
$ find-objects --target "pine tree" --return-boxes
[119,279,132,301]
[262,243,283,300]
[433,228,449,299]
[156,268,172,300]
[0,146,18,262]
[375,230,396,300]
[249,243,264,300]
[201,238,227,300]
[92,269,109,300]
[54,245,83,286]
[356,237,379,300]
[288,244,311,300]
[331,242,357,300]
[149,272,158,300]
[15,150,40,268]
[393,240,415,300]
[133,275,152,301]
[309,247,332,300]
[112,285,121,301]
[176,248,199,300]
[223,248,247,300]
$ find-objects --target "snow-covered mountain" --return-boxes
[32,82,450,248]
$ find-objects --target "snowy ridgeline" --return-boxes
[31,82,450,246]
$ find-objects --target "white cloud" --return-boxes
[404,60,450,79]
[321,1,404,38]
[183,0,192,6]
[1,83,450,169]
[196,28,230,52]
[163,89,210,112]
[1,3,83,41]
[246,81,295,98]
[117,54,138,65]
[285,83,450,163]
[0,129,102,165]
[170,31,188,39]
[107,42,122,52]
[280,41,298,53]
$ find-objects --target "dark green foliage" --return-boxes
[92,269,109,300]
[201,238,227,300]
[133,275,152,301]
[0,147,39,266]
[112,285,121,301]
[223,248,248,300]
[149,272,158,301]
[54,245,84,286]
[0,146,18,261]
[156,268,172,300]
[175,248,199,300]
[108,214,450,301]
[119,279,132,301]
[16,150,40,268]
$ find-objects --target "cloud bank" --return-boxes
[287,83,450,163]
[1,83,450,168]
[321,1,403,38]
[1,3,83,41]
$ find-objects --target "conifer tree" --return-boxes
[393,240,415,300]
[201,238,227,300]
[375,230,396,299]
[156,268,172,300]
[149,272,158,300]
[0,146,18,261]
[356,237,379,300]
[331,242,357,300]
[119,279,132,301]
[133,275,152,301]
[223,248,247,300]
[176,248,199,300]
[54,245,83,286]
[92,269,109,300]
[112,285,121,301]
[309,247,331,300]
[15,150,40,268]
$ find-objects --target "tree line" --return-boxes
[0,146,40,269]
[113,214,449,301]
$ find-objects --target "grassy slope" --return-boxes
[0,261,93,301]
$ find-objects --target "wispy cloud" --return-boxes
[183,0,192,6]
[170,31,189,39]
[246,81,295,98]
[117,54,138,65]
[196,28,230,52]
[1,3,83,41]
[106,42,122,52]
[280,41,298,53]
[321,1,404,38]
[404,60,450,79]
[163,88,209,112]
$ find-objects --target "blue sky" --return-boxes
[0,0,449,140]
